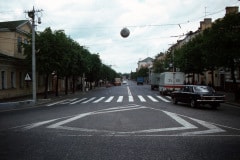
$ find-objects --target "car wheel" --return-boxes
[190,99,198,108]
[173,97,178,104]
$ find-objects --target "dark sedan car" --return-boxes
[171,85,225,109]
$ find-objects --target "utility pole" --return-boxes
[25,6,42,104]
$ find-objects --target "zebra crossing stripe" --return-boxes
[117,96,123,102]
[61,98,79,104]
[47,99,70,106]
[156,96,171,103]
[70,98,87,104]
[138,95,146,102]
[82,97,96,104]
[147,95,159,102]
[48,95,172,106]
[93,97,105,103]
[105,96,114,102]
[129,96,134,102]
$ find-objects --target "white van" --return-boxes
[159,72,185,95]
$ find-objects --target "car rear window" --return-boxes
[193,86,214,93]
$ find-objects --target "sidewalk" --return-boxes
[0,91,86,112]
[220,91,240,107]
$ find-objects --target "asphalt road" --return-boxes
[1,80,240,160]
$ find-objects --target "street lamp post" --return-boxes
[26,6,42,104]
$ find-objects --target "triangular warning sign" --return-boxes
[25,73,31,81]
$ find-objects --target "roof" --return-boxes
[0,20,30,32]
[0,52,24,61]
[138,57,153,63]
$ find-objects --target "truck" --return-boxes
[159,72,185,95]
[114,78,121,86]
[149,73,161,90]
[137,77,144,85]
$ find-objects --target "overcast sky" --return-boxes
[0,0,239,73]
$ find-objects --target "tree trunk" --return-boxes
[211,69,214,87]
[65,76,68,95]
[44,74,49,99]
[72,75,75,93]
[230,62,236,84]
[55,75,59,97]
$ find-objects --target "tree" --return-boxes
[202,13,240,85]
[85,53,102,89]
[137,67,149,77]
[24,27,119,97]
[24,27,60,98]
[152,53,165,73]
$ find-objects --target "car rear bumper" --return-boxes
[196,99,225,103]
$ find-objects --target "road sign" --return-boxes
[25,73,31,81]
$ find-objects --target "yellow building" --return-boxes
[0,20,37,99]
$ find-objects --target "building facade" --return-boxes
[137,57,153,71]
[0,20,46,100]
[170,6,239,90]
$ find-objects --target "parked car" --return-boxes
[171,85,225,109]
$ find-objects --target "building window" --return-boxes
[1,71,6,89]
[11,71,16,88]
[17,36,22,53]
[24,38,28,44]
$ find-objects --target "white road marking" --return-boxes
[61,98,78,104]
[105,96,114,102]
[47,113,91,129]
[166,96,172,99]
[156,96,171,103]
[129,96,134,102]
[117,96,123,102]
[82,97,96,104]
[70,98,87,104]
[47,99,70,106]
[138,95,146,102]
[127,86,132,96]
[180,117,225,135]
[17,104,232,136]
[147,95,159,102]
[22,118,60,130]
[47,95,174,105]
[120,111,197,134]
[47,105,147,131]
[93,97,105,103]
[69,98,78,102]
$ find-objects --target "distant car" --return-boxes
[122,80,127,84]
[171,85,225,109]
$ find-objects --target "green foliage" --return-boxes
[23,27,119,90]
[173,13,240,79]
[152,53,165,73]
[137,67,149,77]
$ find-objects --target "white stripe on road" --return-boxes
[82,97,96,104]
[156,96,171,103]
[61,98,78,104]
[127,86,132,96]
[93,97,105,103]
[105,96,114,102]
[147,95,159,102]
[117,96,123,102]
[47,99,70,106]
[70,98,87,104]
[129,96,134,102]
[138,95,146,102]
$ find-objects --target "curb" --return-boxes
[0,100,34,111]
[0,91,88,112]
